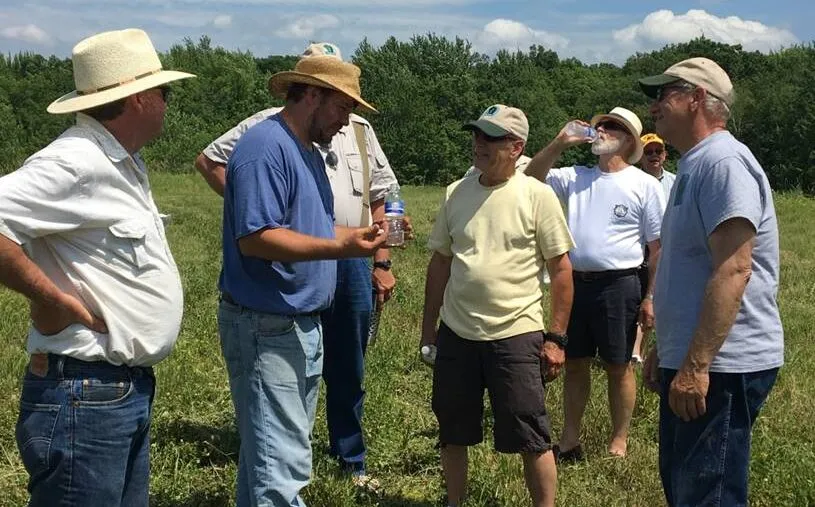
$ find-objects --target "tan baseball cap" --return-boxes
[301,42,342,60]
[639,57,734,107]
[462,104,529,141]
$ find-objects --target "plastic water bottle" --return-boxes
[420,344,437,366]
[564,121,598,142]
[384,183,405,247]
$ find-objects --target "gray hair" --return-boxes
[704,94,731,122]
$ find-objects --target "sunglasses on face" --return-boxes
[595,121,626,132]
[656,84,694,102]
[474,130,514,143]
[644,148,664,156]
[158,86,171,102]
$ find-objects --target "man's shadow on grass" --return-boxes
[152,416,240,467]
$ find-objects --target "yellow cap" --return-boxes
[641,133,664,147]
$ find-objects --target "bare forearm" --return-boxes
[645,241,661,297]
[422,253,452,337]
[0,235,62,305]
[194,154,226,197]
[238,227,343,262]
[525,139,567,182]
[684,268,750,370]
[547,254,573,334]
[370,198,389,262]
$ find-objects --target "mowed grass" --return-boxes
[1,172,814,506]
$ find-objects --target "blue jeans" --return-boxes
[15,354,155,507]
[218,299,324,507]
[659,367,779,507]
[320,258,373,473]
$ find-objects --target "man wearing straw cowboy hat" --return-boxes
[0,28,194,506]
[526,107,666,461]
[197,43,400,489]
[217,46,394,506]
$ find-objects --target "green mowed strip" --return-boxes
[1,173,813,506]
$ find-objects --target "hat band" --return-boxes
[77,68,163,95]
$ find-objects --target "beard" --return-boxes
[591,136,624,156]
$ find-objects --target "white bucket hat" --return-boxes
[590,107,644,164]
[47,28,196,115]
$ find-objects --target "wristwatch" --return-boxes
[373,260,392,271]
[544,331,568,349]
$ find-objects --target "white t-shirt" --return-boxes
[545,165,666,271]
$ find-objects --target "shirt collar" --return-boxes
[75,113,132,164]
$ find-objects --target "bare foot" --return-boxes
[608,438,627,457]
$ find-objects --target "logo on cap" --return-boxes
[323,44,335,55]
[484,105,500,117]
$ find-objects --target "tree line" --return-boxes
[1,35,814,192]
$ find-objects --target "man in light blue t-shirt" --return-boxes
[640,57,783,507]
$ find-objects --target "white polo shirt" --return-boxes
[546,165,666,272]
[203,107,398,227]
[0,114,184,366]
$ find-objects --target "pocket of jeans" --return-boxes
[77,378,134,405]
[16,398,61,477]
[254,313,296,338]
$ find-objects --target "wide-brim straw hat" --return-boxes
[590,107,644,165]
[47,28,195,115]
[268,56,377,114]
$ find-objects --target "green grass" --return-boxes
[1,173,814,506]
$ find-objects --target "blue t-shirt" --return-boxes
[220,115,337,314]
[654,131,783,373]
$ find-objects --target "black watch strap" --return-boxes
[544,331,568,349]
[373,260,392,270]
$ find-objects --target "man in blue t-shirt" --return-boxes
[218,55,388,507]
[640,58,783,507]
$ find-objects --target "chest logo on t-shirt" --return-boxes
[613,204,629,218]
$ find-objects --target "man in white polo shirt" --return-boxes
[526,107,666,460]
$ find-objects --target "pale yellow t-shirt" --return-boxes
[428,172,574,341]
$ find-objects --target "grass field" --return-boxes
[1,173,814,506]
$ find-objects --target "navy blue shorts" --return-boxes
[566,271,641,364]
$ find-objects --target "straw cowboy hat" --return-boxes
[47,28,196,115]
[590,107,644,164]
[268,55,377,114]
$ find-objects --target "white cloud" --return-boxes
[213,15,232,28]
[475,19,568,53]
[613,9,798,53]
[0,24,51,45]
[274,14,340,39]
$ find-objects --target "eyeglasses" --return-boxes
[644,148,664,156]
[656,83,695,102]
[595,121,626,132]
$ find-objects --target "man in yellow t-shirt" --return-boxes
[420,104,575,507]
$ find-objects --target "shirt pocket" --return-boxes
[345,154,365,196]
[108,219,150,270]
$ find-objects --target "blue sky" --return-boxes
[0,0,810,64]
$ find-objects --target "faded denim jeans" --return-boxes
[659,367,779,507]
[218,298,323,507]
[15,354,155,507]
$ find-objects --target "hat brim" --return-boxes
[590,113,644,165]
[268,72,378,114]
[637,73,681,100]
[46,70,196,115]
[462,119,512,138]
